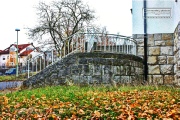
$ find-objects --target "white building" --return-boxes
[132,0,180,34]
[132,0,180,85]
[0,43,41,69]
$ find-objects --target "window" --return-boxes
[10,62,14,66]
[26,47,34,51]
[10,47,16,51]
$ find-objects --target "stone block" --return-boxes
[130,67,136,75]
[158,56,167,64]
[50,73,58,79]
[164,75,174,84]
[174,64,177,73]
[155,41,165,46]
[148,75,153,84]
[152,75,163,84]
[132,34,137,39]
[102,74,110,84]
[165,40,173,46]
[114,76,121,83]
[137,47,144,56]
[161,47,173,55]
[148,56,157,64]
[120,76,130,83]
[137,39,144,47]
[148,47,160,55]
[147,34,154,39]
[154,34,162,40]
[160,65,173,74]
[94,65,101,75]
[162,33,173,40]
[148,36,154,46]
[149,65,160,74]
[167,56,174,64]
[136,34,144,39]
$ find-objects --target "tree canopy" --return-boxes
[28,0,95,54]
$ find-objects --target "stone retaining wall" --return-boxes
[23,52,144,89]
[133,33,175,85]
[174,22,180,86]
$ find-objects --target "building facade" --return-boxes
[0,43,40,69]
[132,0,180,85]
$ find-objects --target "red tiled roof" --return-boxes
[0,44,13,54]
[16,44,31,52]
[19,50,33,56]
[0,44,31,55]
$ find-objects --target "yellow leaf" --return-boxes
[41,94,46,99]
[95,102,99,106]
[170,99,176,104]
[53,105,59,109]
[156,102,164,107]
[78,109,85,115]
[2,96,8,105]
[148,110,154,114]
[94,110,101,117]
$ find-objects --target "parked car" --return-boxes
[5,68,16,75]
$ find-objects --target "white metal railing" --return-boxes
[23,32,137,78]
[83,33,137,55]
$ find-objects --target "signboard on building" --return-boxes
[143,8,172,18]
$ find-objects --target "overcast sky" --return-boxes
[0,0,132,50]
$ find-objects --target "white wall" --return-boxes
[0,54,9,67]
[132,0,180,34]
[19,51,43,66]
[173,1,180,30]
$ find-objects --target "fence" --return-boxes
[24,32,137,78]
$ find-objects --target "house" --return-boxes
[0,43,41,69]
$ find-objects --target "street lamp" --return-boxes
[15,28,20,77]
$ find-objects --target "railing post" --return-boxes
[99,37,101,51]
[104,36,106,51]
[72,38,74,52]
[108,37,110,52]
[68,40,69,54]
[112,37,113,52]
[60,49,62,59]
[77,38,79,51]
[40,56,41,71]
[83,36,85,52]
[28,60,30,78]
[44,54,45,69]
[64,41,66,57]
[36,58,37,73]
[116,38,118,52]
[52,49,54,64]
[126,39,129,54]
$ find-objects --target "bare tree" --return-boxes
[28,0,95,55]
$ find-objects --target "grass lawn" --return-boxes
[0,72,36,82]
[0,85,179,119]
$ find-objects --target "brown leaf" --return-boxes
[31,95,35,100]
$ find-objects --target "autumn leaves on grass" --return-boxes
[0,86,179,119]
